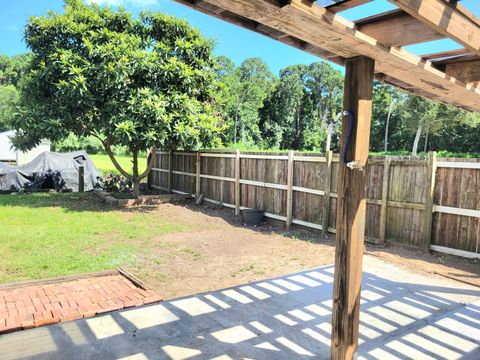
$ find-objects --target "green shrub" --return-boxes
[53,133,131,156]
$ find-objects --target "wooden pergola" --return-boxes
[171,0,480,359]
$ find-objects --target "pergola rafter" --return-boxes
[174,0,480,111]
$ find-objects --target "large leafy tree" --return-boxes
[216,57,276,146]
[261,64,306,149]
[12,0,222,194]
[0,85,19,131]
[260,62,342,151]
[0,53,32,87]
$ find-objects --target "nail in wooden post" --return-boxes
[379,157,391,242]
[322,150,333,234]
[422,151,437,251]
[331,56,374,360]
[235,149,241,215]
[195,152,201,199]
[168,150,173,194]
[286,150,294,230]
[78,166,84,193]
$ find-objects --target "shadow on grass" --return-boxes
[0,191,160,214]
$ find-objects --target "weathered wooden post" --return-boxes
[322,150,333,234]
[195,151,201,200]
[286,150,294,230]
[379,157,391,242]
[421,151,437,251]
[235,149,241,215]
[331,56,374,360]
[168,150,173,194]
[78,166,85,193]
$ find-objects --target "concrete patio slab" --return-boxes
[0,257,479,359]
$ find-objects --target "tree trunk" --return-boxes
[234,101,239,145]
[424,131,429,153]
[384,95,393,153]
[132,149,140,197]
[412,124,422,156]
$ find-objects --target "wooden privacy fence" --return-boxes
[150,150,480,259]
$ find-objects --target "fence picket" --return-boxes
[151,150,480,257]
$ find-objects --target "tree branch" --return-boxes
[101,136,132,179]
[138,148,157,180]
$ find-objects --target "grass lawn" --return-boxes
[0,192,478,299]
[89,153,147,175]
[0,193,186,284]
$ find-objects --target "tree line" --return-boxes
[213,56,480,155]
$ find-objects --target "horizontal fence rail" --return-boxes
[150,150,480,259]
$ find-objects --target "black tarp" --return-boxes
[0,151,100,193]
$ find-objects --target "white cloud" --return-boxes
[85,0,159,7]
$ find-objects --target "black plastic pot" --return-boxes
[242,209,264,226]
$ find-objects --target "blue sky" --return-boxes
[1,0,479,75]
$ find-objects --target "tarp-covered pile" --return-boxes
[0,151,100,193]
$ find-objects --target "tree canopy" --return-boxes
[12,0,223,194]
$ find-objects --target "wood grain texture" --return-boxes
[322,150,333,234]
[356,9,444,46]
[387,0,480,56]
[331,56,374,360]
[286,150,295,229]
[422,152,437,251]
[235,149,241,215]
[379,158,391,242]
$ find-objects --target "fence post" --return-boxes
[195,152,201,199]
[235,149,241,216]
[78,166,84,193]
[168,150,173,194]
[147,151,153,189]
[379,157,391,242]
[286,150,294,230]
[422,151,437,251]
[322,150,333,234]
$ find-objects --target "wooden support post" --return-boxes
[286,150,295,230]
[235,149,241,215]
[322,150,333,234]
[168,150,173,194]
[78,166,84,193]
[195,152,201,199]
[422,151,437,251]
[331,56,374,360]
[379,157,391,242]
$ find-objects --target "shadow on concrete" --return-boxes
[1,264,479,359]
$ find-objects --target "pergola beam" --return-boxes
[173,0,480,111]
[442,58,480,89]
[421,48,470,61]
[326,0,373,13]
[356,9,444,47]
[387,0,480,56]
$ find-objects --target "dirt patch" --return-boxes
[124,202,479,299]
[366,243,480,288]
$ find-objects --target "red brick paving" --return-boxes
[0,274,162,335]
